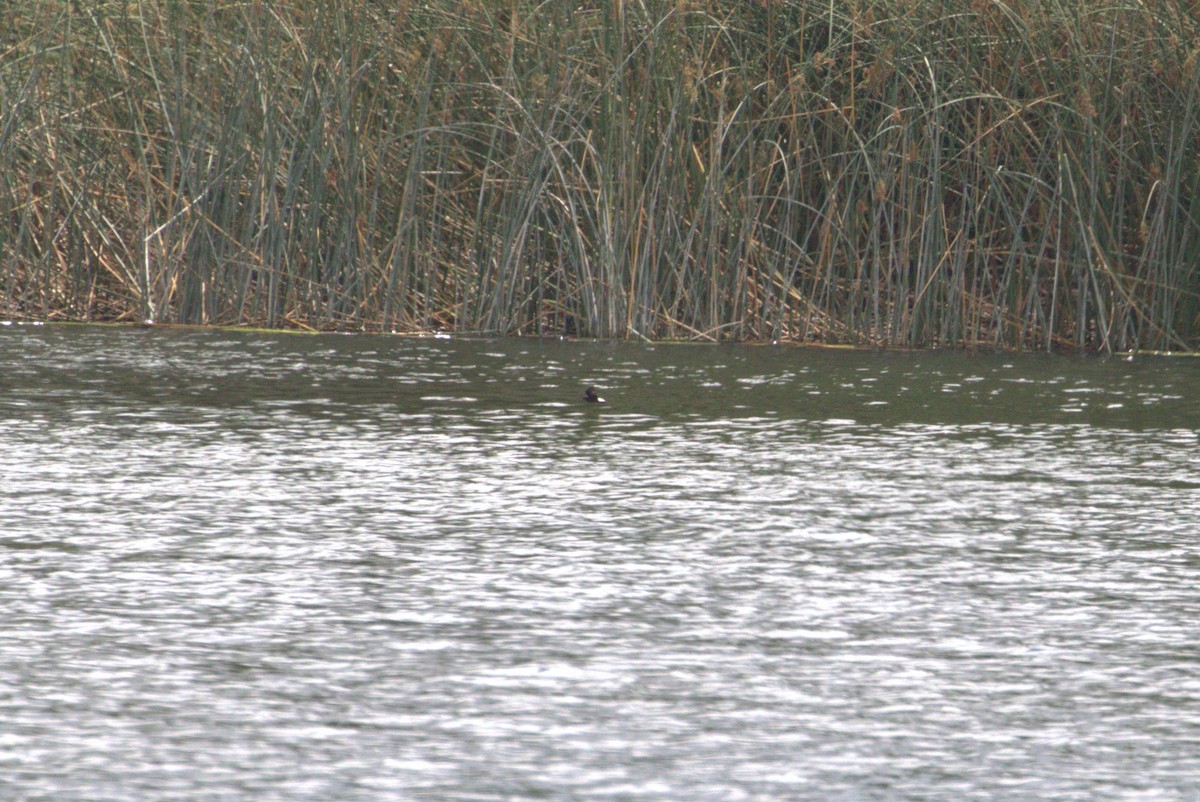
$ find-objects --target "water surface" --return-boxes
[2,324,1199,801]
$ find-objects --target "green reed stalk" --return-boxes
[3,0,1199,349]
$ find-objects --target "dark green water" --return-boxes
[2,323,1199,801]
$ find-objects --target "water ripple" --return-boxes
[2,327,1200,800]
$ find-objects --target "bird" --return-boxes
[582,385,606,404]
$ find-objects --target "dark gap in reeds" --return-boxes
[3,0,1200,350]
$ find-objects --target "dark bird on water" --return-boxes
[582,386,606,404]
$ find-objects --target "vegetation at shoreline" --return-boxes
[3,0,1199,350]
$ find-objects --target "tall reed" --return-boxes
[2,0,1199,350]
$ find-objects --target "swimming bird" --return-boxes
[582,386,605,404]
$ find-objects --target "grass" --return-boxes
[2,0,1200,351]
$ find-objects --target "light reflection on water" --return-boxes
[2,325,1200,800]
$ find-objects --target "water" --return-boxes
[2,323,1200,801]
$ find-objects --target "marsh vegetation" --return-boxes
[3,0,1199,350]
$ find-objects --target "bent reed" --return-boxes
[2,0,1199,350]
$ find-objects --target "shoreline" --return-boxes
[6,318,1197,357]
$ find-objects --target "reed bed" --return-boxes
[3,0,1199,350]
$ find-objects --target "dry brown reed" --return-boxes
[2,0,1199,350]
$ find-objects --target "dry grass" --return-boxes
[3,0,1199,350]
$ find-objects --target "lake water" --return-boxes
[2,323,1199,801]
